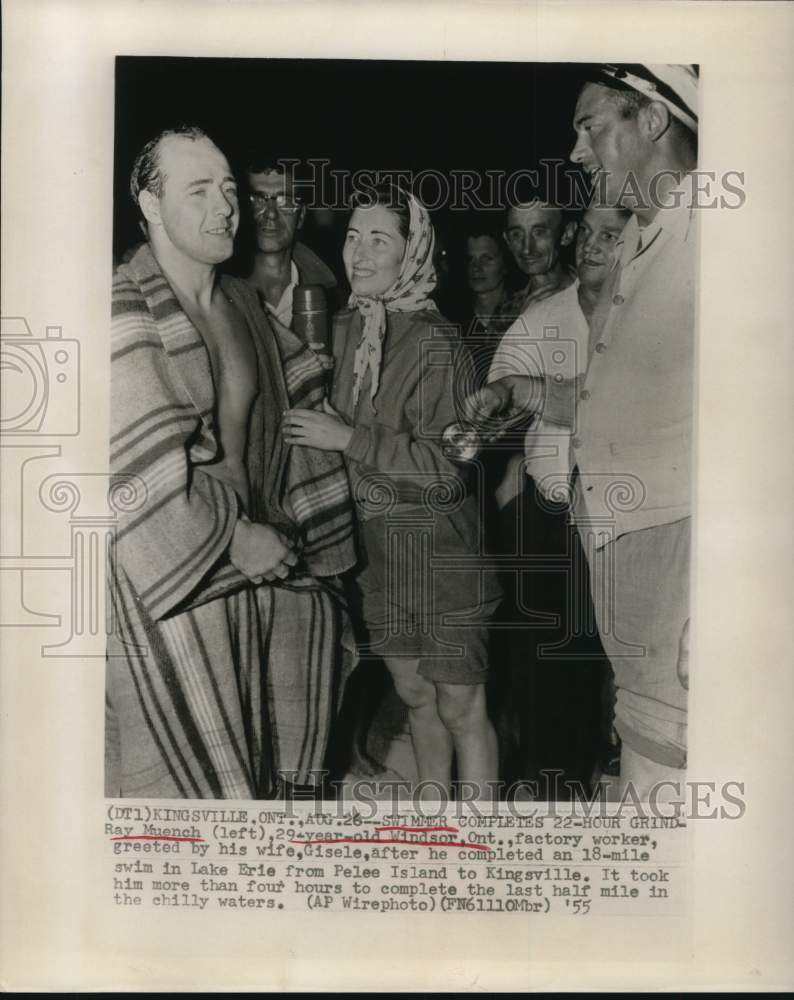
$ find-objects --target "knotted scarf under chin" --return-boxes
[349,192,438,412]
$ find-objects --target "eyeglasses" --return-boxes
[249,192,302,214]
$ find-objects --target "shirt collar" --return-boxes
[264,260,300,321]
[654,171,697,242]
[616,171,696,265]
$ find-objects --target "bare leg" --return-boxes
[436,683,498,799]
[384,657,453,790]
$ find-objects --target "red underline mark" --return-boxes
[109,835,205,842]
[374,825,459,834]
[289,837,492,851]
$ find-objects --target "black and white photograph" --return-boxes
[106,57,697,805]
[2,0,792,991]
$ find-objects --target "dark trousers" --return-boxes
[489,476,607,796]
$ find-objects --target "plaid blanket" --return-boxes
[106,243,357,797]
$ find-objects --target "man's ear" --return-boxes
[296,204,306,232]
[643,100,673,143]
[560,220,577,247]
[138,189,162,228]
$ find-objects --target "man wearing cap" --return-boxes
[469,65,698,799]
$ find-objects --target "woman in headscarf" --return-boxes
[282,184,502,797]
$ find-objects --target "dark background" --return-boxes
[112,57,607,789]
[114,57,591,281]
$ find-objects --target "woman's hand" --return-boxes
[282,399,354,452]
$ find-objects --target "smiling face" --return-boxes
[574,206,628,291]
[503,203,572,277]
[248,169,304,254]
[343,204,407,298]
[570,83,648,209]
[466,235,507,295]
[148,135,239,265]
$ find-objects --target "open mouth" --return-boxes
[206,226,232,237]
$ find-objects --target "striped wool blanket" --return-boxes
[106,243,357,798]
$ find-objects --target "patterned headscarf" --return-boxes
[349,190,437,411]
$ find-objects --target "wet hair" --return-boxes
[129,125,212,204]
[350,181,411,240]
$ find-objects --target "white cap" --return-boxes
[600,64,698,133]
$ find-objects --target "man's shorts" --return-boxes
[584,517,690,768]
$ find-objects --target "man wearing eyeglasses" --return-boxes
[243,157,338,329]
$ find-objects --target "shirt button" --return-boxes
[580,389,591,401]
[571,436,582,449]
[595,342,607,354]
[612,294,625,305]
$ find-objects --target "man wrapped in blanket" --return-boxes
[106,127,357,799]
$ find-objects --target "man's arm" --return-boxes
[461,373,582,433]
[481,304,583,430]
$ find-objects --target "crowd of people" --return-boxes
[106,63,697,804]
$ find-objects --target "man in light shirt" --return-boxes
[487,205,629,786]
[470,65,698,800]
[489,204,630,501]
[496,196,577,322]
